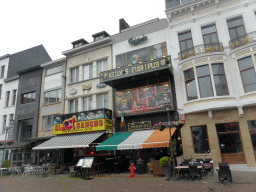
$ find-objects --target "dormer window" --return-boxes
[92,31,110,42]
[71,39,88,49]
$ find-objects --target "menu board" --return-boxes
[115,82,172,116]
[76,158,85,167]
[82,157,94,168]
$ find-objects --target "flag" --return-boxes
[120,112,125,127]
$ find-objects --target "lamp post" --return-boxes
[1,126,9,167]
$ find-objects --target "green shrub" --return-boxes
[3,160,10,168]
[160,156,172,166]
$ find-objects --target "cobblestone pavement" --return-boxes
[0,171,255,192]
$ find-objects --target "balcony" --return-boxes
[178,42,224,60]
[229,31,256,50]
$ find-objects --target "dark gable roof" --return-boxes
[7,44,52,78]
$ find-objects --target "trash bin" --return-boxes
[136,160,146,174]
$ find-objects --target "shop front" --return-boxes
[33,108,113,165]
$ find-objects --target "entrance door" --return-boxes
[216,122,246,164]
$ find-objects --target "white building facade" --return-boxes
[165,0,256,166]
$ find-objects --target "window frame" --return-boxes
[97,93,108,109]
[248,120,256,153]
[45,65,63,76]
[0,84,2,98]
[70,67,79,83]
[0,65,5,78]
[196,65,214,98]
[97,60,108,77]
[184,68,198,101]
[227,17,246,40]
[190,125,211,154]
[12,90,17,106]
[178,31,194,52]
[211,63,229,96]
[83,96,93,111]
[5,91,10,107]
[69,99,78,113]
[201,24,219,44]
[44,89,61,105]
[21,92,36,104]
[2,115,7,134]
[42,115,55,130]
[83,63,93,80]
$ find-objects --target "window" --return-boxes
[196,65,213,98]
[18,119,33,142]
[201,24,219,45]
[227,17,246,40]
[0,66,5,78]
[237,56,256,93]
[21,92,36,104]
[97,60,108,76]
[9,114,14,121]
[116,42,167,67]
[83,64,93,80]
[184,63,229,101]
[216,122,243,154]
[44,89,61,105]
[184,68,198,100]
[2,115,7,134]
[178,31,193,52]
[12,90,17,105]
[5,91,10,107]
[46,65,63,76]
[83,96,93,111]
[42,115,54,130]
[191,125,210,153]
[0,84,2,98]
[97,93,108,109]
[70,67,79,83]
[70,99,78,113]
[248,120,256,153]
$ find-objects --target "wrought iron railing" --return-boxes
[229,31,256,50]
[178,42,224,60]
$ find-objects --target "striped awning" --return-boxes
[33,132,104,150]
[96,128,176,151]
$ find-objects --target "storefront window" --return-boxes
[216,122,243,154]
[116,42,167,67]
[191,125,210,154]
[115,77,172,116]
[248,120,256,153]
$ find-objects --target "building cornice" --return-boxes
[62,37,112,57]
[0,54,10,60]
[41,57,66,68]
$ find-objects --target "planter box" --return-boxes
[163,166,172,180]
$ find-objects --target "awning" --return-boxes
[33,132,104,150]
[96,128,176,151]
[0,141,33,149]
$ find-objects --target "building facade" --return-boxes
[165,0,256,166]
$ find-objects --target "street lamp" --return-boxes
[1,126,10,167]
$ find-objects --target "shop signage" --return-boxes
[70,88,77,95]
[96,83,107,88]
[100,56,171,83]
[53,108,113,135]
[128,35,147,45]
[128,121,151,130]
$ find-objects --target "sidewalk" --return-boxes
[229,164,256,172]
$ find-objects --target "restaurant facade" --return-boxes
[96,18,181,167]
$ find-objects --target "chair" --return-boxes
[176,156,184,167]
[147,162,153,175]
[69,166,77,177]
[152,160,164,177]
[219,162,228,166]
[202,159,214,175]
[218,165,232,184]
[188,165,201,181]
[22,167,34,176]
[42,166,54,177]
[12,166,22,176]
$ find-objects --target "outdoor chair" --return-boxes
[217,165,232,184]
[69,166,78,177]
[152,160,164,177]
[42,166,54,177]
[188,165,201,181]
[147,162,153,175]
[11,166,22,176]
[219,162,228,166]
[202,159,214,175]
[22,167,34,176]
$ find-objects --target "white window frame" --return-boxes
[83,96,93,111]
[46,65,63,76]
[70,67,79,83]
[97,60,108,77]
[5,91,10,107]
[42,115,55,130]
[83,64,93,80]
[69,99,78,113]
[97,93,108,109]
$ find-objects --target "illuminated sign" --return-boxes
[53,118,113,135]
[128,121,151,130]
[100,56,171,83]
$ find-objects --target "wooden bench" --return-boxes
[152,160,164,177]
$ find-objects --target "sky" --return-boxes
[0,0,166,60]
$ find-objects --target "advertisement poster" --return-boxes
[115,82,172,116]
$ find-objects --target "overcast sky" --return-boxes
[0,0,166,60]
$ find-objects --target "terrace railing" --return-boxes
[178,42,224,60]
[229,31,256,50]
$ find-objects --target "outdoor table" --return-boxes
[0,168,8,176]
[175,166,203,179]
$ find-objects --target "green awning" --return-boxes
[96,132,133,151]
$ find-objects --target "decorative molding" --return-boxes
[82,83,92,91]
[240,93,256,100]
[237,106,244,118]
[184,98,236,107]
[208,110,213,119]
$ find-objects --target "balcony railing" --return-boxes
[229,31,256,50]
[178,42,224,60]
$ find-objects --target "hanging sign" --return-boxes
[128,121,152,131]
[128,35,147,45]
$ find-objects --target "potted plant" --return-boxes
[152,122,168,131]
[6,140,14,145]
[160,156,172,180]
[172,120,185,130]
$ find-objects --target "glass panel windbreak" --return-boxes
[191,125,210,153]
